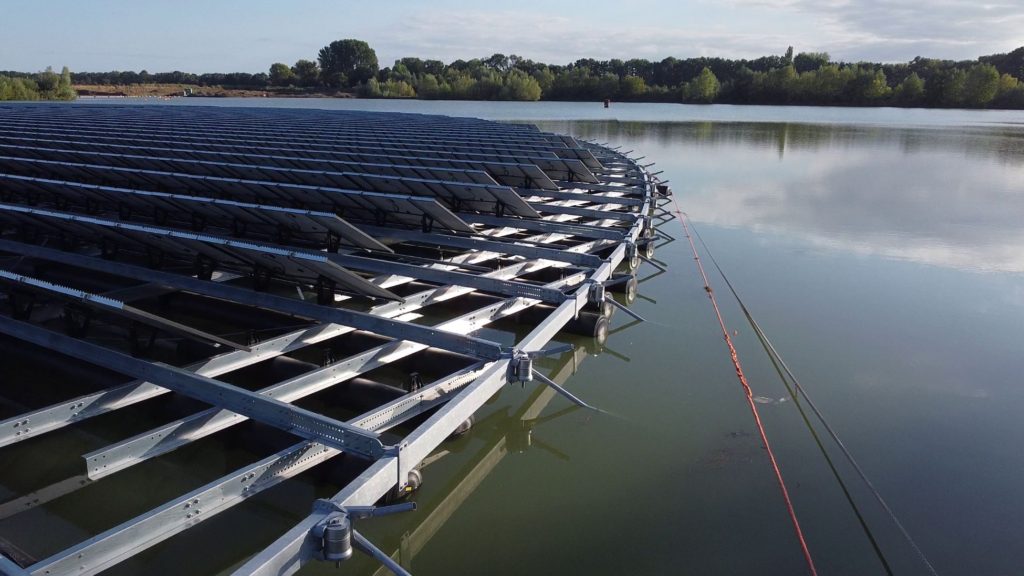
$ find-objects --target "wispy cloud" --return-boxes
[371,10,801,65]
[725,0,1024,61]
[367,3,1023,66]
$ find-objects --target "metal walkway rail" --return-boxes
[0,103,663,576]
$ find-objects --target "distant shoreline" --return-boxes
[70,86,1024,111]
[73,83,356,99]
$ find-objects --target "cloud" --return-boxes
[368,9,802,65]
[725,0,1024,60]
[366,3,1023,67]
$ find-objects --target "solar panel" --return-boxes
[0,172,391,252]
[0,129,598,184]
[0,203,402,301]
[0,155,475,232]
[0,119,605,171]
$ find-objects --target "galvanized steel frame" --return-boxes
[0,104,657,576]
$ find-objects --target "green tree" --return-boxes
[359,78,382,97]
[991,73,1023,108]
[36,66,59,95]
[268,62,295,86]
[754,64,797,103]
[927,68,967,106]
[0,76,40,100]
[597,73,619,99]
[292,59,320,87]
[963,63,1000,107]
[893,72,925,105]
[381,79,416,98]
[619,75,647,99]
[531,67,555,93]
[416,74,442,99]
[996,73,1019,94]
[484,53,510,72]
[55,66,76,100]
[318,39,378,88]
[499,69,542,100]
[794,52,830,73]
[684,67,720,103]
[845,67,890,103]
[798,64,851,103]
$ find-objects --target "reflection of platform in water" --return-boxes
[0,104,665,576]
[370,343,593,575]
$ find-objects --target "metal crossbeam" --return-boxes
[24,364,485,576]
[0,317,387,459]
[0,322,340,448]
[460,214,625,240]
[0,239,508,360]
[82,270,585,480]
[328,253,569,303]
[358,225,604,267]
[0,269,249,351]
[231,179,651,576]
[0,105,657,576]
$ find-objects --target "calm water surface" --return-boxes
[9,99,1024,575]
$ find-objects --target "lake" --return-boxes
[11,98,1024,575]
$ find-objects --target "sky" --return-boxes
[2,0,1022,73]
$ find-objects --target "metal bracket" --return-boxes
[315,276,336,305]
[505,346,601,412]
[387,441,413,493]
[310,499,416,574]
[508,352,533,385]
[587,280,606,307]
[625,241,640,271]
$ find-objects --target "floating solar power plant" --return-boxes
[0,128,600,183]
[0,104,667,576]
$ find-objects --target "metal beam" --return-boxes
[230,167,650,576]
[0,239,509,360]
[26,364,486,576]
[0,222,599,449]
[329,253,568,304]
[82,270,585,479]
[522,188,644,207]
[460,214,625,240]
[0,317,386,459]
[359,225,603,268]
[527,202,636,222]
[0,555,29,576]
[0,322,340,448]
[0,269,249,352]
[29,263,591,576]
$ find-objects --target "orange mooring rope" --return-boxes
[669,195,819,576]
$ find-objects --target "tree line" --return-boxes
[0,66,76,101]
[28,40,1024,108]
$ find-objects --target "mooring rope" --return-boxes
[686,216,940,576]
[668,196,819,576]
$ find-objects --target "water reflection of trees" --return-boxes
[539,120,1024,164]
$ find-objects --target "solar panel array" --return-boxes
[0,103,656,576]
